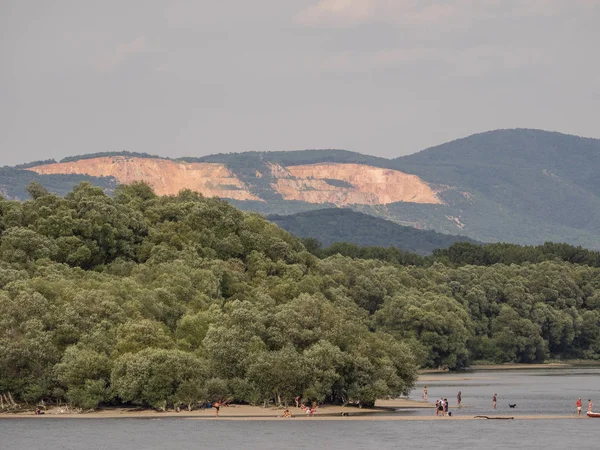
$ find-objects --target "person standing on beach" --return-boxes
[576,398,582,417]
[423,386,428,401]
[295,396,300,408]
[492,394,497,409]
[214,401,220,417]
[457,391,462,407]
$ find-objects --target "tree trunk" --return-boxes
[7,392,17,408]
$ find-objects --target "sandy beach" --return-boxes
[0,399,584,421]
[0,407,582,421]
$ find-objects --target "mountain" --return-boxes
[392,129,600,247]
[11,129,600,249]
[268,208,478,255]
[0,166,117,200]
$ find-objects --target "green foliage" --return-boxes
[0,182,421,409]
[2,181,600,412]
[111,349,206,410]
[434,241,600,267]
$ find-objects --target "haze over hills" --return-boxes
[6,128,600,249]
[268,209,478,256]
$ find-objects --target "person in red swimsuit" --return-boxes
[576,398,582,417]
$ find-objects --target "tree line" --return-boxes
[0,182,599,412]
[303,239,600,269]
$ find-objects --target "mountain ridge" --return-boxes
[6,128,600,249]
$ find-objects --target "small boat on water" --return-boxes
[587,411,600,418]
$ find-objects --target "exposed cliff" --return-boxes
[270,163,442,205]
[28,157,442,206]
[29,157,260,201]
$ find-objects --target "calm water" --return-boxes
[1,369,599,450]
[411,367,600,417]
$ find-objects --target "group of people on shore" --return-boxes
[435,398,451,416]
[424,387,462,417]
[426,386,595,417]
[295,397,318,416]
[281,397,319,417]
[575,398,593,417]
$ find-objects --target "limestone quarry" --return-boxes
[28,157,442,206]
[270,163,442,205]
[28,157,260,201]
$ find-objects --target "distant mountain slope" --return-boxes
[12,128,600,249]
[0,166,117,200]
[268,208,478,255]
[395,129,600,234]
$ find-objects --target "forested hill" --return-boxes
[0,166,117,200]
[393,129,600,246]
[1,182,600,412]
[268,208,478,255]
[15,129,600,249]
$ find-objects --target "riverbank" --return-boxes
[3,366,597,420]
[0,398,430,419]
[0,406,585,421]
[419,360,600,375]
[470,363,569,370]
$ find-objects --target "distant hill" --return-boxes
[392,129,600,247]
[268,208,478,255]
[12,128,600,249]
[0,166,117,200]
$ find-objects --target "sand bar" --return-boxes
[0,402,583,422]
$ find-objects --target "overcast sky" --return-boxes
[1,0,599,166]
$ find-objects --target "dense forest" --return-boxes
[1,182,599,412]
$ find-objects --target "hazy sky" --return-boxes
[1,0,599,166]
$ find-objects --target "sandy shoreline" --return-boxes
[0,400,585,421]
[0,409,582,421]
[418,363,571,375]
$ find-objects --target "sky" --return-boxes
[1,0,599,166]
